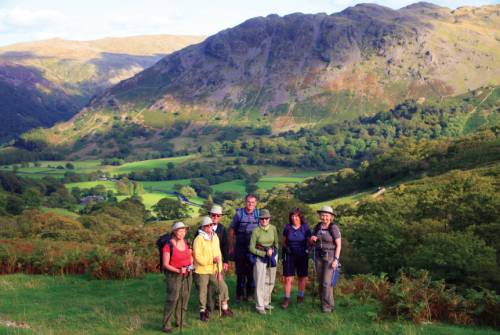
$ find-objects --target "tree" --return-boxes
[179,186,197,198]
[153,198,189,220]
[6,195,25,215]
[22,188,42,208]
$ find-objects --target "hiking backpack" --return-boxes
[156,233,190,272]
[312,223,340,240]
[233,208,260,233]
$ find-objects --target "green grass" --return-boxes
[0,274,497,335]
[65,181,118,192]
[64,180,200,215]
[109,156,194,175]
[141,180,191,193]
[212,180,246,195]
[309,190,375,210]
[257,176,308,190]
[0,156,195,179]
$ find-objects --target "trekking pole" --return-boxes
[180,271,185,334]
[311,245,317,305]
[268,248,273,316]
[214,262,222,317]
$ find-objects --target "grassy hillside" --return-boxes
[0,274,497,335]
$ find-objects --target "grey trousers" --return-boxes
[194,273,229,311]
[253,258,277,311]
[314,257,335,311]
[163,271,192,328]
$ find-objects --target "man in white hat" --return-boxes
[193,216,233,321]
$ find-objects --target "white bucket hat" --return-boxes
[172,222,188,232]
[317,205,336,216]
[209,205,223,215]
[200,216,213,227]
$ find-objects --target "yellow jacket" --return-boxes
[193,233,223,274]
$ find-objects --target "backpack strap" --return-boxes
[313,223,321,236]
[329,224,339,240]
[254,208,260,220]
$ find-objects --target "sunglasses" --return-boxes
[211,214,222,217]
[259,218,270,220]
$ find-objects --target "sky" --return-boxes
[0,0,498,46]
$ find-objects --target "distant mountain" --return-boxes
[23,3,500,156]
[0,35,205,142]
[90,4,499,121]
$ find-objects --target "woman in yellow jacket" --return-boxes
[193,216,234,321]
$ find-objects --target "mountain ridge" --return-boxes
[83,3,499,127]
[0,35,206,142]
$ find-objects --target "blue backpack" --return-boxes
[234,208,260,236]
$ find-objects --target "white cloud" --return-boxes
[0,7,63,30]
[0,0,498,46]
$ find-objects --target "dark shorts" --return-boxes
[283,251,308,277]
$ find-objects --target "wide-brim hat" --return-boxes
[209,205,223,215]
[259,209,271,219]
[317,205,336,216]
[172,222,188,232]
[200,216,213,227]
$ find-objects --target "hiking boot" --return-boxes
[297,296,304,304]
[247,295,254,302]
[222,308,234,317]
[199,311,209,322]
[236,295,244,303]
[265,305,274,310]
[256,309,266,315]
[162,326,173,333]
[281,297,290,309]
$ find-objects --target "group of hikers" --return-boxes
[159,194,342,333]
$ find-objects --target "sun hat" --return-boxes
[172,222,188,232]
[317,205,336,216]
[259,209,271,219]
[209,205,223,215]
[200,216,213,227]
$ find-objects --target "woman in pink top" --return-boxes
[162,222,193,333]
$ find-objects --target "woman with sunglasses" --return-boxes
[193,216,234,321]
[249,209,279,314]
[206,205,229,314]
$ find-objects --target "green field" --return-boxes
[0,156,195,179]
[0,274,496,335]
[64,180,200,214]
[212,180,246,195]
[65,181,118,192]
[141,180,191,193]
[110,156,195,175]
[257,176,309,190]
[309,191,375,210]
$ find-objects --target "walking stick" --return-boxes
[214,263,222,317]
[311,245,317,305]
[267,248,273,315]
[180,272,185,334]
